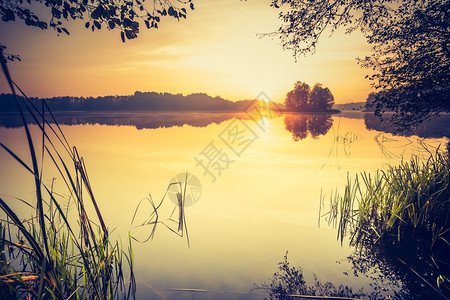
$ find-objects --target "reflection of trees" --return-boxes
[0,112,255,130]
[344,230,449,299]
[364,112,450,138]
[284,113,332,141]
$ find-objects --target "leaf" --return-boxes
[2,9,15,22]
[109,20,115,29]
[91,6,102,19]
[144,20,150,29]
[62,28,70,35]
[190,3,194,10]
[94,20,101,30]
[85,21,90,28]
[121,31,125,42]
[51,8,62,19]
[125,29,137,40]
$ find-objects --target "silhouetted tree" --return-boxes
[358,0,449,127]
[0,0,195,47]
[285,81,310,112]
[309,83,334,112]
[284,81,334,112]
[364,93,376,112]
[269,0,449,127]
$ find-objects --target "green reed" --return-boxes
[0,50,135,299]
[322,143,450,295]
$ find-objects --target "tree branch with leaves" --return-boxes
[1,0,195,45]
[269,0,449,128]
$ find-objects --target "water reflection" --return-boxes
[2,111,447,140]
[261,246,448,299]
[364,113,450,138]
[1,111,448,299]
[344,239,449,299]
[0,112,255,130]
[284,113,333,141]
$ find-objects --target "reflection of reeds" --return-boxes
[0,51,135,298]
[373,133,414,160]
[255,253,364,300]
[130,173,190,247]
[322,144,450,296]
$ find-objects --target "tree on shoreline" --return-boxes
[310,83,334,112]
[285,81,334,112]
[285,81,310,111]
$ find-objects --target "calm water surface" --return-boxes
[0,112,447,299]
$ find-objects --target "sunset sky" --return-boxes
[0,0,374,104]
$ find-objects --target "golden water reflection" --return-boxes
[0,112,447,299]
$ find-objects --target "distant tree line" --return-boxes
[0,91,271,112]
[285,81,336,112]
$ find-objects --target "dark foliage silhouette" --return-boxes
[269,0,449,127]
[359,0,449,127]
[285,81,335,112]
[1,0,194,46]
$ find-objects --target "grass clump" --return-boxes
[323,143,450,297]
[0,49,135,299]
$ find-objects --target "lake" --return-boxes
[0,111,448,299]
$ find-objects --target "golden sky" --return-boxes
[0,1,373,104]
